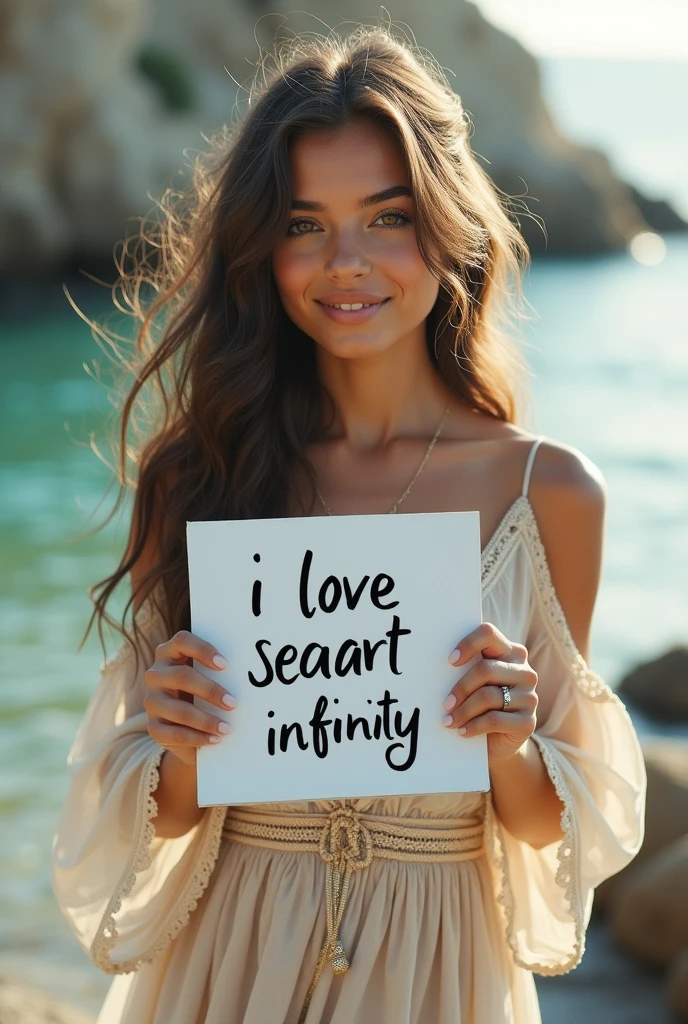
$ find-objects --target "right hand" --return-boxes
[144,630,237,765]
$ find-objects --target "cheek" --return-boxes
[381,239,439,300]
[271,244,312,306]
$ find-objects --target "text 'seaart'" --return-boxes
[188,512,488,806]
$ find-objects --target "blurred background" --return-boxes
[1,1,687,1021]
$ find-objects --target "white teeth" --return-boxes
[326,302,374,310]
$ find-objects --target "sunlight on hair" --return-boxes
[628,231,666,266]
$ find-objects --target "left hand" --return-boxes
[442,622,538,765]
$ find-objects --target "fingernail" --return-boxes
[443,694,457,711]
[457,727,467,736]
[448,647,461,666]
[442,714,453,727]
[213,654,229,669]
[208,735,222,744]
[222,693,237,709]
[217,721,232,734]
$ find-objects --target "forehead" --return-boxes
[288,121,410,197]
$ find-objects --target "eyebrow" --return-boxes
[290,185,413,212]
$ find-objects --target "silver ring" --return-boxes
[500,685,512,711]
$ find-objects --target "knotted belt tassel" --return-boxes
[221,801,485,1024]
[297,806,374,1021]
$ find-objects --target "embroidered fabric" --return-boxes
[481,494,618,703]
[91,746,227,975]
[483,739,584,977]
[80,491,633,984]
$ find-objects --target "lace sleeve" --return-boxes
[52,599,227,974]
[483,514,646,974]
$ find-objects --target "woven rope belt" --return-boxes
[222,802,485,1023]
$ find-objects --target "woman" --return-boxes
[52,25,646,1024]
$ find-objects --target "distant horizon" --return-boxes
[473,0,688,61]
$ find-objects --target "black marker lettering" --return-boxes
[343,574,370,610]
[386,707,420,771]
[251,578,262,616]
[386,615,412,675]
[371,573,399,610]
[280,722,309,752]
[299,550,316,619]
[248,639,273,687]
[319,575,342,613]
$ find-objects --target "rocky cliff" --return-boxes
[1,0,684,273]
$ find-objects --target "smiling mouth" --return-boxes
[317,298,391,309]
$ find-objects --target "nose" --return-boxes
[324,231,372,280]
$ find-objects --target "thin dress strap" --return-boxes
[522,436,544,498]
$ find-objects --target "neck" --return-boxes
[316,334,451,450]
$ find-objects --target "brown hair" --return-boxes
[75,22,534,664]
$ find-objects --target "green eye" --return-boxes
[286,208,412,236]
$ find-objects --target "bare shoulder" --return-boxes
[529,436,607,511]
[526,437,607,660]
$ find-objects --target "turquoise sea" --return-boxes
[0,57,687,1013]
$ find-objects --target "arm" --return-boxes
[443,441,607,850]
[130,486,234,840]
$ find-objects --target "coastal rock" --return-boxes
[609,835,688,968]
[668,948,688,1020]
[147,0,684,255]
[618,647,688,722]
[595,739,688,912]
[0,978,94,1024]
[2,0,685,272]
[0,0,200,273]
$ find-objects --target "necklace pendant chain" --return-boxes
[316,404,451,517]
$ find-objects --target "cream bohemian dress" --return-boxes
[52,438,647,1024]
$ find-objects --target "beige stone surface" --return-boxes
[0,978,94,1024]
[596,738,688,911]
[0,0,198,271]
[2,0,679,271]
[618,647,688,722]
[609,834,688,968]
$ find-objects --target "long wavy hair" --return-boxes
[75,22,535,665]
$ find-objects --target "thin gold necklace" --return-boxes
[315,404,451,516]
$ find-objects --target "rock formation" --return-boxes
[618,647,688,722]
[1,0,685,272]
[597,738,688,1020]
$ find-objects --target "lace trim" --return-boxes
[480,495,530,597]
[530,733,585,973]
[521,499,619,703]
[485,736,585,976]
[90,746,226,975]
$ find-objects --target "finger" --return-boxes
[155,629,229,673]
[448,623,523,667]
[452,709,533,739]
[145,662,237,710]
[443,685,536,730]
[148,720,225,749]
[443,658,536,711]
[145,692,232,737]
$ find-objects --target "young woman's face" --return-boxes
[272,119,440,361]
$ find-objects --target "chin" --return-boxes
[318,335,395,360]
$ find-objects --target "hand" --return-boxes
[144,630,237,766]
[441,622,538,765]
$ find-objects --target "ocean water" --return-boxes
[0,57,686,1013]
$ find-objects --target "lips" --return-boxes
[316,297,391,325]
[316,295,390,306]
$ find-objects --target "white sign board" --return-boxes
[188,512,488,807]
